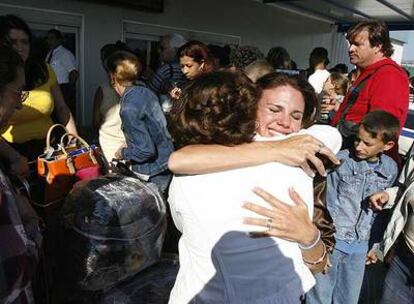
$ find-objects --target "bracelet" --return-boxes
[298,229,320,250]
[303,241,327,265]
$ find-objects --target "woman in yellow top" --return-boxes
[0,15,77,160]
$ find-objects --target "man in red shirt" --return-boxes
[331,20,409,163]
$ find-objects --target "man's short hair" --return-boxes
[48,29,63,40]
[347,20,394,58]
[309,47,329,69]
[360,110,400,143]
[165,33,187,49]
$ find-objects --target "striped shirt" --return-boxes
[148,62,184,95]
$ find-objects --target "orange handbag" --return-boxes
[36,126,105,215]
[37,132,102,184]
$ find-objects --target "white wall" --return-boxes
[0,0,347,127]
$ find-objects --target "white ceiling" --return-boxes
[260,0,414,29]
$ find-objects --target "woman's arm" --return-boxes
[243,187,327,273]
[51,84,78,135]
[169,134,339,177]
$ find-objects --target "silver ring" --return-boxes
[266,218,273,229]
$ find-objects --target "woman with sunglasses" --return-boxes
[0,14,77,161]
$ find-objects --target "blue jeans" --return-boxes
[306,248,366,304]
[149,171,172,197]
[380,255,414,304]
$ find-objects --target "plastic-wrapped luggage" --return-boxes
[59,174,167,291]
[99,255,179,304]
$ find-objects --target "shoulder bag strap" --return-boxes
[338,63,399,125]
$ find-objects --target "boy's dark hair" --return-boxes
[360,110,400,143]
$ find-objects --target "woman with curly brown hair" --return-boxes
[167,71,342,303]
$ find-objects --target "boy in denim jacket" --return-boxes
[307,110,399,304]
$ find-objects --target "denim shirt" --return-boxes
[327,149,398,243]
[120,84,174,177]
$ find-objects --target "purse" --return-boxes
[36,125,106,216]
[37,132,102,184]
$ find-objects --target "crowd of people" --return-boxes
[0,13,413,304]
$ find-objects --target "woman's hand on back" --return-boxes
[243,187,318,246]
[243,186,328,273]
[271,134,339,177]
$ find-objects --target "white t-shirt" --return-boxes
[98,84,125,161]
[308,69,330,94]
[46,45,77,84]
[168,125,342,304]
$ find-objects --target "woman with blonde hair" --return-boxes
[106,50,174,194]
